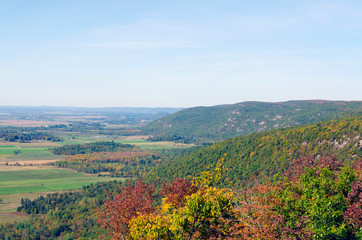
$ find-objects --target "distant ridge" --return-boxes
[144,116,362,186]
[143,100,361,142]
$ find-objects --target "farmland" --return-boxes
[0,143,64,166]
[0,166,123,223]
[0,167,122,195]
[0,107,191,225]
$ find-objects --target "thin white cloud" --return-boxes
[303,1,362,22]
[80,41,192,50]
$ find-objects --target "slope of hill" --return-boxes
[144,116,361,187]
[143,100,361,142]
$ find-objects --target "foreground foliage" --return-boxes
[99,156,362,239]
[1,156,360,239]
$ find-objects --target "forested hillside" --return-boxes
[144,100,361,142]
[145,116,361,187]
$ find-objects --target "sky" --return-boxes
[0,0,361,108]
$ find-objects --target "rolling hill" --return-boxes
[143,100,361,142]
[144,116,361,187]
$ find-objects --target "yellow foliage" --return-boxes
[129,186,234,240]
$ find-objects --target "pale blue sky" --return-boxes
[0,0,361,107]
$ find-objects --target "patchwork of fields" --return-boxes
[0,168,121,195]
[0,166,123,223]
[0,126,192,224]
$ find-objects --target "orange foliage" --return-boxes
[230,184,283,240]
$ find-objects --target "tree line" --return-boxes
[52,141,134,155]
[0,128,62,142]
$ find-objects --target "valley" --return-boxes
[0,107,191,226]
[0,103,360,239]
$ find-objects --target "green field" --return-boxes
[0,144,64,161]
[0,168,121,195]
[0,167,123,223]
[8,151,61,160]
[116,140,147,144]
[0,146,45,155]
[59,139,91,145]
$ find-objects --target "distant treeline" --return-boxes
[52,141,134,155]
[146,135,198,144]
[45,123,141,136]
[0,128,62,142]
[54,151,161,177]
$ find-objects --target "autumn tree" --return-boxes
[129,160,235,239]
[276,155,361,239]
[160,178,198,208]
[343,161,362,238]
[98,179,155,240]
[230,184,285,240]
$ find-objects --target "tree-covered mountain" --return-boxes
[144,116,361,187]
[143,100,361,142]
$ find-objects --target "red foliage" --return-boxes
[97,179,155,240]
[160,178,198,207]
[279,215,314,240]
[344,180,362,230]
[284,155,343,182]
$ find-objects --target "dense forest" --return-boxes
[52,141,134,155]
[144,100,361,142]
[144,116,361,187]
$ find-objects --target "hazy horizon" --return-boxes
[0,99,361,109]
[1,1,361,107]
